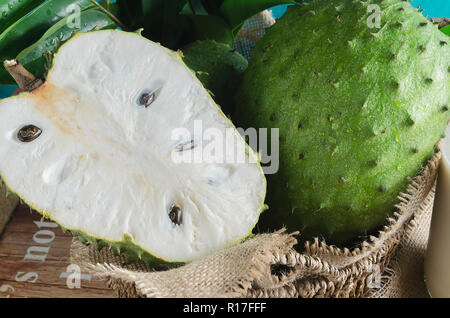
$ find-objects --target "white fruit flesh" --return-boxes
[0,30,266,262]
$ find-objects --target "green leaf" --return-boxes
[219,0,297,28]
[116,0,143,29]
[186,14,233,46]
[188,0,208,15]
[161,0,190,49]
[16,9,116,80]
[441,25,450,36]
[0,0,46,34]
[0,0,95,84]
[201,0,224,15]
[98,0,120,17]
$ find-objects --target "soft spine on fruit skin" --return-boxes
[0,30,267,268]
[182,40,248,116]
[237,0,450,245]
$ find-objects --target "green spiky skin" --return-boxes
[237,0,450,245]
[68,229,184,270]
[182,40,248,116]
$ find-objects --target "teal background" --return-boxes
[271,0,450,18]
[0,0,449,98]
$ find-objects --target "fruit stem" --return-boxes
[3,60,44,92]
[89,0,128,31]
[429,17,450,29]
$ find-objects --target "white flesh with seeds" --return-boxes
[0,30,266,262]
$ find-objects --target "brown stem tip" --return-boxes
[3,60,44,92]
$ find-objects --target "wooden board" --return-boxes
[0,204,115,298]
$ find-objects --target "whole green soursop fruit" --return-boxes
[182,40,248,116]
[0,30,266,267]
[237,0,450,245]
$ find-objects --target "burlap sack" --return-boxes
[70,149,440,298]
[69,11,443,298]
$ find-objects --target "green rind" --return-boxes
[182,40,248,116]
[16,8,117,80]
[1,30,267,267]
[0,0,95,84]
[237,0,450,245]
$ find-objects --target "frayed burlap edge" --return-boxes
[70,151,440,298]
[70,11,443,298]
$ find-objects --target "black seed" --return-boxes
[314,71,319,77]
[138,92,155,108]
[175,140,195,152]
[17,125,42,142]
[413,148,419,154]
[347,207,353,212]
[299,153,305,160]
[269,114,276,121]
[379,186,387,193]
[298,122,303,129]
[338,177,344,184]
[169,204,182,226]
[425,78,433,84]
[419,45,426,52]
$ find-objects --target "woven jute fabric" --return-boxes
[0,185,19,236]
[70,151,440,298]
[70,11,443,298]
[233,10,276,60]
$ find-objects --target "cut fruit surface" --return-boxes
[0,30,266,263]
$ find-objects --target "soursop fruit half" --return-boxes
[237,0,450,245]
[182,40,248,116]
[0,30,266,266]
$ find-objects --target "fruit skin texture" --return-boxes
[182,40,248,116]
[237,0,450,245]
[0,30,266,268]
